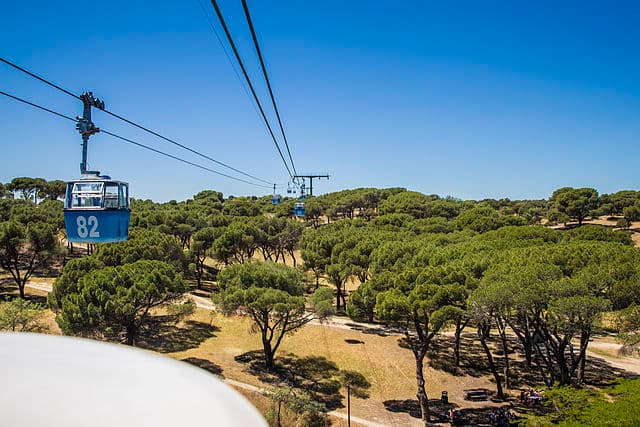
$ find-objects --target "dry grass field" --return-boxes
[154,307,526,426]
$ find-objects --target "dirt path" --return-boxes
[587,339,640,374]
[24,281,53,293]
[186,293,215,310]
[308,315,401,334]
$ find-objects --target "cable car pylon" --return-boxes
[291,174,330,218]
[292,174,329,197]
[76,92,103,175]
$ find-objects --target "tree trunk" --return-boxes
[556,340,571,385]
[496,321,511,389]
[195,258,204,289]
[534,345,553,387]
[533,342,555,387]
[523,337,533,369]
[262,331,275,371]
[454,318,468,367]
[126,323,136,346]
[510,316,533,369]
[478,325,504,399]
[414,351,429,425]
[335,281,345,310]
[576,328,590,384]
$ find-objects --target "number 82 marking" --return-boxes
[77,215,100,238]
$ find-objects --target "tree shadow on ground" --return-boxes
[344,322,403,336]
[396,334,483,377]
[426,331,639,398]
[384,398,459,422]
[190,288,212,298]
[181,357,224,378]
[458,405,515,426]
[426,334,545,389]
[234,350,371,410]
[137,316,218,353]
[0,285,47,307]
[384,398,513,426]
[191,278,218,295]
[583,355,639,386]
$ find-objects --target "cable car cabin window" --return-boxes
[64,183,74,209]
[71,182,104,209]
[119,183,129,209]
[104,183,119,209]
[74,182,103,193]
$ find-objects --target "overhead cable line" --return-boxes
[196,0,258,113]
[0,57,81,100]
[209,0,294,179]
[0,56,274,186]
[99,129,271,188]
[0,90,78,122]
[99,107,273,185]
[197,0,290,175]
[0,90,272,189]
[241,0,297,176]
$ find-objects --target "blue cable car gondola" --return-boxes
[292,180,306,217]
[272,184,281,205]
[293,202,305,217]
[63,92,131,243]
[64,177,131,243]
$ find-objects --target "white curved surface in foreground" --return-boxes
[0,333,266,427]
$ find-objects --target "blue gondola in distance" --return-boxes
[272,183,281,205]
[292,179,306,217]
[293,202,305,217]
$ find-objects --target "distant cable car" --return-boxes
[292,180,306,217]
[64,92,131,243]
[64,176,131,243]
[272,184,281,205]
[299,182,307,200]
[293,202,305,217]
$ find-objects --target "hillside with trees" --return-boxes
[3,177,640,425]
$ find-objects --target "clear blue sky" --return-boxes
[1,1,639,202]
